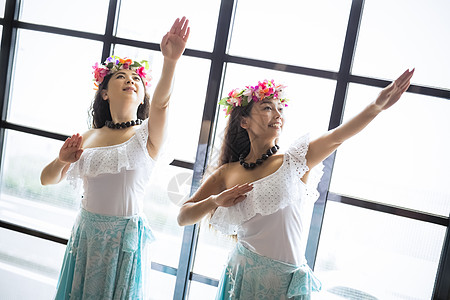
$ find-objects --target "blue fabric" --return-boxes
[215,243,321,300]
[54,209,155,300]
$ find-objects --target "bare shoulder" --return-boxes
[81,128,95,139]
[215,161,244,189]
[206,163,231,188]
[80,128,99,148]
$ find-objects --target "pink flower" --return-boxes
[136,66,146,78]
[92,63,109,84]
[242,88,252,100]
[226,96,241,107]
[228,88,240,98]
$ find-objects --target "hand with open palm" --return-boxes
[161,16,190,62]
[59,133,83,164]
[212,183,254,208]
[375,68,415,111]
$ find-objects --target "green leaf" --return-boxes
[219,97,229,105]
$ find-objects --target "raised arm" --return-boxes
[147,17,190,158]
[177,166,253,226]
[40,133,84,185]
[306,69,414,169]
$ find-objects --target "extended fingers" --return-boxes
[169,18,179,34]
[395,69,410,83]
[398,79,411,93]
[233,194,247,205]
[61,137,71,149]
[170,16,189,40]
[182,25,190,42]
[401,68,414,90]
[179,18,189,40]
[67,134,82,149]
[171,17,186,34]
[394,68,414,89]
[232,183,253,194]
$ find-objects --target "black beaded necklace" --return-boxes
[239,144,280,169]
[105,119,143,129]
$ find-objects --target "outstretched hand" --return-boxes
[161,16,190,62]
[375,68,415,111]
[59,134,83,164]
[213,183,253,208]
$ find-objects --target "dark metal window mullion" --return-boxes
[0,0,21,193]
[305,0,365,268]
[172,1,236,299]
[101,0,120,62]
[433,216,450,299]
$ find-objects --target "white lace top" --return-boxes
[210,134,324,265]
[66,119,155,217]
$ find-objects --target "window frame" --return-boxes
[0,0,449,299]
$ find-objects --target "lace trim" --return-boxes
[210,134,324,235]
[66,119,153,189]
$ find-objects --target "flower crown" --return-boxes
[92,56,152,89]
[219,79,289,116]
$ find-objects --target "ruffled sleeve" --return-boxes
[286,133,324,201]
[66,158,83,190]
[135,118,150,151]
[285,134,310,179]
[65,119,154,190]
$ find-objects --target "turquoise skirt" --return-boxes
[216,243,321,300]
[54,209,155,300]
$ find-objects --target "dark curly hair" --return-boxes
[217,100,256,167]
[89,73,150,128]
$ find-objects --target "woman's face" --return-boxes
[102,69,146,109]
[242,97,285,139]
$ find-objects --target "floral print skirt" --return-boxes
[54,209,155,300]
[215,243,321,300]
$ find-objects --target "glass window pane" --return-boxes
[1,130,79,238]
[192,222,236,280]
[19,0,109,34]
[229,0,352,71]
[148,270,176,300]
[0,0,5,17]
[353,0,450,89]
[314,201,445,300]
[113,44,210,163]
[8,29,103,135]
[0,228,66,299]
[188,280,218,300]
[116,0,220,52]
[330,83,450,216]
[144,165,191,269]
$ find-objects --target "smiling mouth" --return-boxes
[123,87,136,92]
[269,123,282,128]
